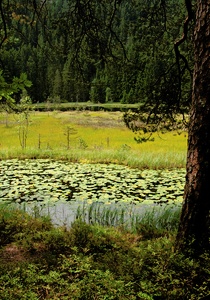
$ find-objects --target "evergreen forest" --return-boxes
[1,0,193,108]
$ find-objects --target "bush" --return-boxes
[0,204,52,247]
[0,207,209,299]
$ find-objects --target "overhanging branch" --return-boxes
[174,0,194,83]
[174,0,194,110]
[0,0,7,47]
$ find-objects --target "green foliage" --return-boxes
[78,137,88,149]
[0,71,32,110]
[75,203,181,237]
[0,207,209,299]
[0,204,52,247]
[134,205,181,239]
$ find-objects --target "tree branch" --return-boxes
[174,0,194,49]
[174,0,194,106]
[0,0,7,47]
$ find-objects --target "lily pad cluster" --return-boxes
[0,159,185,205]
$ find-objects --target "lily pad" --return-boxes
[0,159,185,205]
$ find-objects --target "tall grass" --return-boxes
[76,201,181,236]
[2,200,181,236]
[0,147,186,169]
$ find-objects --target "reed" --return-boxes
[75,201,181,236]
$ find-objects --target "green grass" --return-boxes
[76,202,182,235]
[0,205,209,299]
[31,101,141,111]
[0,110,187,168]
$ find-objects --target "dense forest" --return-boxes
[1,0,193,107]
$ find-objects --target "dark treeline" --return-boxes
[1,0,193,106]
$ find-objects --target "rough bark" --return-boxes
[176,0,210,255]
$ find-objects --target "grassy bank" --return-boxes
[0,204,209,300]
[31,101,141,111]
[0,110,187,168]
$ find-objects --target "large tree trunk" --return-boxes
[176,0,210,255]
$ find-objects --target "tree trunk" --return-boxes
[176,0,210,255]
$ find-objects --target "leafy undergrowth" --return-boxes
[0,207,209,300]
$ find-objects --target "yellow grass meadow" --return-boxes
[0,110,187,168]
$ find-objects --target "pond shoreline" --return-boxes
[12,199,181,228]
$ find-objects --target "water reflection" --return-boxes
[17,200,181,228]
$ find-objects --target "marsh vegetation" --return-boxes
[0,110,187,168]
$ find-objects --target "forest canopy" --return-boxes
[0,0,193,111]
